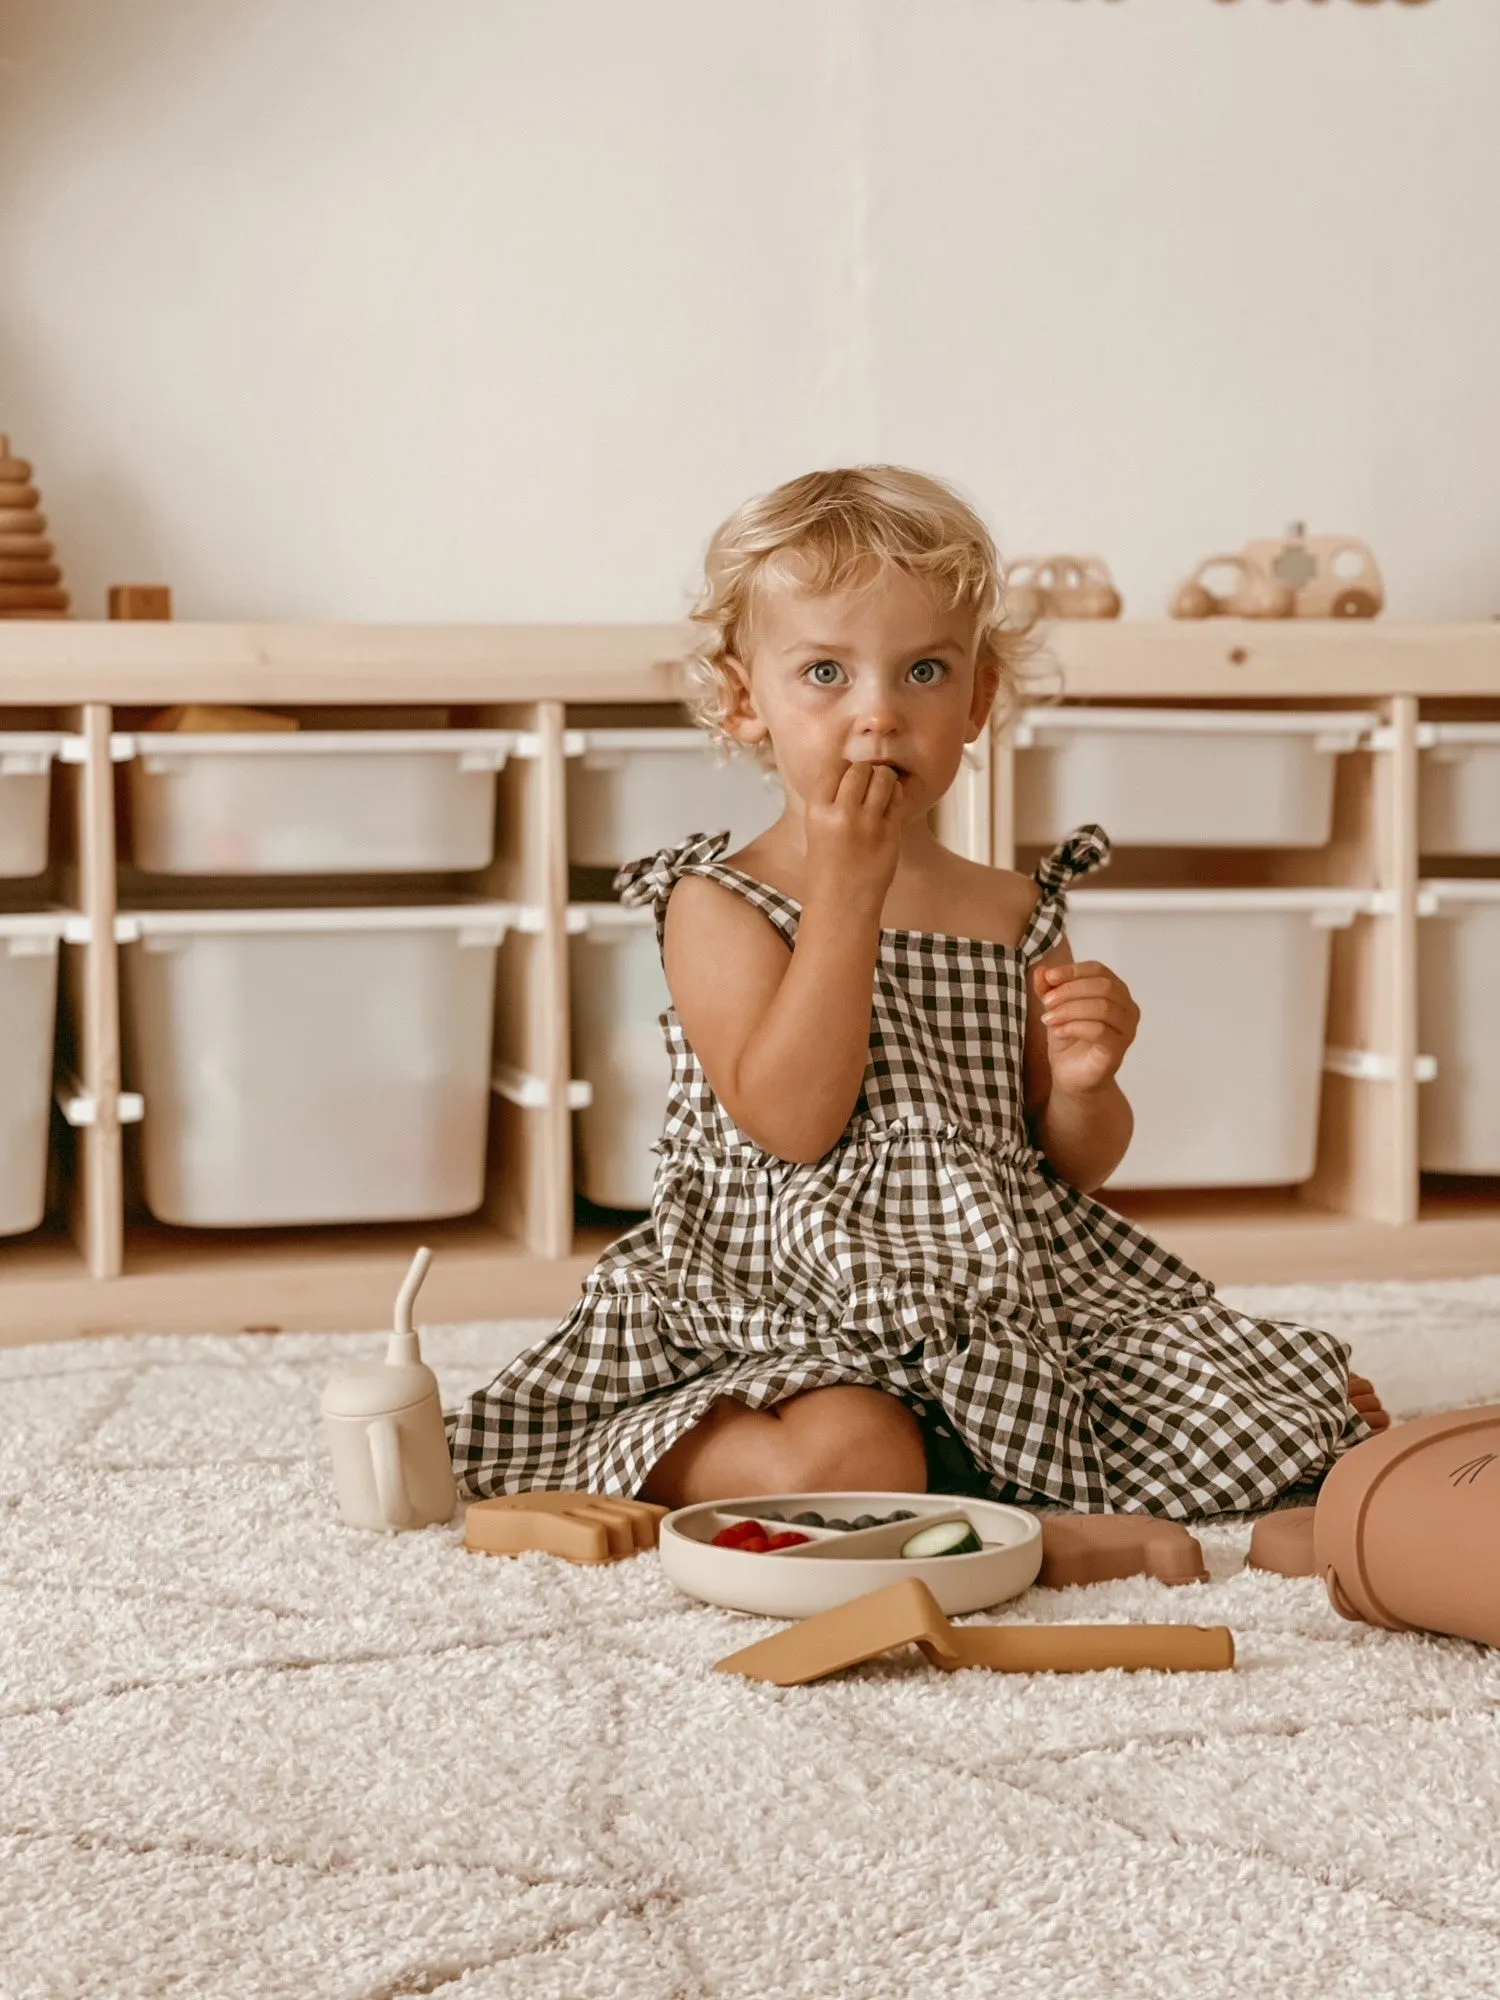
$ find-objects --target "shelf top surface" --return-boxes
[0,618,1497,703]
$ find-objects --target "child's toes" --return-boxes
[1349,1373,1392,1431]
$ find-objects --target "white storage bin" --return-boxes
[1419,724,1500,856]
[1417,880,1500,1173]
[0,733,69,877]
[566,728,781,868]
[1014,707,1375,849]
[0,910,74,1235]
[569,904,670,1209]
[118,729,521,875]
[1063,887,1365,1189]
[118,902,518,1227]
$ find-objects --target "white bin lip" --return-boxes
[1066,886,1377,918]
[1012,705,1378,747]
[113,901,527,942]
[572,888,1378,923]
[0,906,87,942]
[1420,722,1500,748]
[1418,878,1500,913]
[569,901,655,933]
[561,720,954,774]
[111,728,526,763]
[0,730,73,770]
[565,727,723,756]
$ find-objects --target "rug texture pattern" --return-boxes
[3,1278,1500,1999]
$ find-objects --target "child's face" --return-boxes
[726,564,997,820]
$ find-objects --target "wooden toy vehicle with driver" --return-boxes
[1171,523,1385,621]
[1240,521,1384,618]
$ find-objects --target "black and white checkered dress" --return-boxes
[447,825,1365,1516]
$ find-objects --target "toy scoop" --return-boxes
[714,1577,1234,1686]
[320,1245,457,1532]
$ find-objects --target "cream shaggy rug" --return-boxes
[4,1278,1500,2000]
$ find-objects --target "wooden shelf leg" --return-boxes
[934,728,993,863]
[990,723,1016,872]
[68,702,124,1277]
[1307,694,1420,1225]
[484,698,574,1260]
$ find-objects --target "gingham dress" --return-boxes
[447,825,1365,1517]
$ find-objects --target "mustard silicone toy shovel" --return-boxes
[321,1245,457,1531]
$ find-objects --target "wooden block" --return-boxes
[108,583,172,621]
[463,1489,668,1563]
[1036,1514,1210,1588]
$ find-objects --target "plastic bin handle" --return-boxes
[55,1075,146,1128]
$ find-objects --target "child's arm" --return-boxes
[1023,940,1137,1193]
[663,764,903,1163]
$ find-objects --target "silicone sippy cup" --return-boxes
[320,1245,458,1532]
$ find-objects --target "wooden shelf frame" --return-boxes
[0,618,1496,1340]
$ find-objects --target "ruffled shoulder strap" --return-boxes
[1017,823,1111,962]
[613,829,799,951]
[613,829,733,910]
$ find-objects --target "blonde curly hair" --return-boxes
[681,464,1045,765]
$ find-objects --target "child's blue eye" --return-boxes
[805,658,945,686]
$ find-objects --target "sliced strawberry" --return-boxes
[763,1532,812,1550]
[711,1521,766,1549]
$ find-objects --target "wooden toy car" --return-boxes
[1170,553,1294,620]
[1005,554,1122,622]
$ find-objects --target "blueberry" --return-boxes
[825,1518,854,1532]
[756,1511,783,1522]
[851,1515,880,1529]
[887,1510,916,1521]
[792,1511,824,1527]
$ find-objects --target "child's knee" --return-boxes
[771,1386,928,1493]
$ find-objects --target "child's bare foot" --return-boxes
[1349,1373,1391,1432]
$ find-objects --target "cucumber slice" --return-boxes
[900,1519,982,1560]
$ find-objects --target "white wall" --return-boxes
[1,0,1496,622]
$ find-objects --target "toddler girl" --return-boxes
[448,466,1387,1516]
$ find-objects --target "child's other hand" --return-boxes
[1033,959,1139,1097]
[803,760,904,916]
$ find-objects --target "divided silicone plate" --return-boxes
[659,1490,1043,1618]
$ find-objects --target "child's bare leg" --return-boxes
[1350,1373,1390,1432]
[639,1384,928,1508]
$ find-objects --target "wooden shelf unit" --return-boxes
[0,618,1497,1342]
